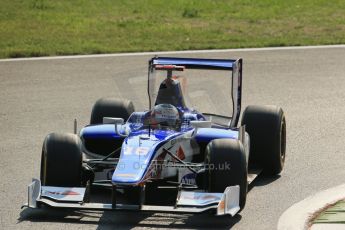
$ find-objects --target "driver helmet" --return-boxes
[151,104,180,129]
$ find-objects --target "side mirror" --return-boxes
[103,117,127,137]
[103,117,124,125]
[190,121,212,137]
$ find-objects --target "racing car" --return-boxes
[23,56,286,217]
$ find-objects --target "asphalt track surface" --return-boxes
[1,46,345,229]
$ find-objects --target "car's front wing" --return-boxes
[23,178,240,216]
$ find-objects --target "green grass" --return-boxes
[0,0,344,58]
[312,200,345,224]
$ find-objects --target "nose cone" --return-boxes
[112,154,150,184]
[112,129,179,185]
[112,134,158,185]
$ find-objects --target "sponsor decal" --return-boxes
[176,146,185,160]
[123,146,149,156]
[146,151,167,179]
[181,193,220,204]
[44,190,80,196]
[114,173,136,178]
[181,172,196,185]
[136,147,150,156]
[218,200,225,210]
[41,187,86,202]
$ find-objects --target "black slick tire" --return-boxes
[241,105,286,175]
[205,139,247,211]
[40,133,82,187]
[90,98,135,125]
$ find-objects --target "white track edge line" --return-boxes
[1,44,344,62]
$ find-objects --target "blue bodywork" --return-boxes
[80,110,240,185]
[111,129,180,184]
[80,56,243,186]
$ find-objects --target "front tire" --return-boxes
[205,139,247,210]
[241,105,286,175]
[90,97,135,125]
[40,133,82,187]
[86,98,135,156]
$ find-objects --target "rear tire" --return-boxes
[205,139,247,211]
[90,97,135,125]
[241,105,286,175]
[40,133,82,187]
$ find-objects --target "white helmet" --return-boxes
[151,104,180,129]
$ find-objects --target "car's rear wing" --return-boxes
[149,57,243,128]
[151,57,239,70]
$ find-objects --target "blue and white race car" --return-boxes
[23,56,286,217]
